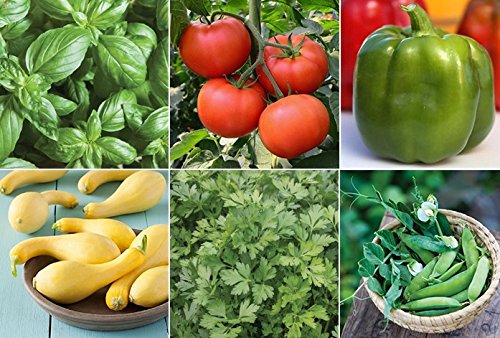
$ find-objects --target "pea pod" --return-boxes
[468,255,490,302]
[400,233,434,264]
[401,297,461,311]
[410,262,477,300]
[431,250,458,278]
[413,307,462,316]
[403,257,437,301]
[430,261,465,284]
[462,227,479,268]
[451,289,468,302]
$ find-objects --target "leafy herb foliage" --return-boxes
[171,170,339,337]
[0,0,168,168]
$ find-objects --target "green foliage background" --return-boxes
[339,170,500,330]
[170,0,339,169]
[170,170,339,337]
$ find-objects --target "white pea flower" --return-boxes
[408,260,423,276]
[417,201,437,222]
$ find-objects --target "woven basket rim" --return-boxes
[364,209,500,331]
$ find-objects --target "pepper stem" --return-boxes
[400,4,437,37]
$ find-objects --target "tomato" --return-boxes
[258,95,330,159]
[256,35,328,95]
[178,18,251,78]
[197,78,267,138]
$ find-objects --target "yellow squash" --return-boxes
[78,170,139,194]
[0,170,68,195]
[9,190,79,234]
[83,171,166,219]
[130,265,169,307]
[53,218,136,252]
[106,224,169,310]
[10,232,121,276]
[33,236,147,304]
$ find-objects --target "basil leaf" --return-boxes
[0,0,29,28]
[1,16,31,40]
[149,38,168,106]
[81,144,102,168]
[136,107,168,141]
[35,128,87,162]
[26,26,92,83]
[87,0,129,30]
[21,97,59,141]
[36,0,75,21]
[94,34,147,88]
[46,93,78,116]
[66,78,90,121]
[124,103,153,131]
[0,56,27,91]
[96,136,137,165]
[86,110,102,142]
[126,22,157,59]
[0,157,36,168]
[0,95,23,161]
[97,89,137,132]
[156,0,168,33]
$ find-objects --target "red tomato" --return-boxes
[197,78,267,138]
[258,95,330,158]
[178,18,251,78]
[256,35,328,95]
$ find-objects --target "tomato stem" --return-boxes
[210,10,288,97]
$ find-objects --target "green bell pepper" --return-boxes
[354,4,494,164]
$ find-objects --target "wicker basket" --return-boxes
[364,209,500,333]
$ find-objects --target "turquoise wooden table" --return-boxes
[0,170,169,337]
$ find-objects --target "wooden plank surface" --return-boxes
[342,214,500,338]
[0,170,169,337]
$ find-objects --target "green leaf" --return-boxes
[238,300,259,323]
[136,107,168,141]
[22,97,59,141]
[170,0,189,46]
[149,38,168,106]
[375,229,397,251]
[46,93,78,116]
[1,16,32,40]
[0,95,23,161]
[0,56,27,91]
[86,0,129,30]
[363,242,385,265]
[26,26,92,83]
[127,22,157,59]
[81,143,102,168]
[96,136,137,165]
[35,128,87,162]
[367,276,384,296]
[252,283,274,304]
[358,258,375,278]
[0,0,29,28]
[97,89,136,132]
[36,0,76,21]
[0,157,36,168]
[86,110,101,142]
[156,0,168,33]
[407,235,449,253]
[170,129,210,161]
[94,34,147,88]
[436,212,452,236]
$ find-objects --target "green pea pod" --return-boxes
[400,233,434,264]
[413,307,463,317]
[401,297,461,311]
[403,257,437,301]
[434,261,465,283]
[410,262,477,300]
[462,227,479,268]
[468,255,490,302]
[451,289,468,302]
[431,250,458,278]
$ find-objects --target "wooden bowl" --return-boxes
[22,229,168,331]
[365,209,500,333]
